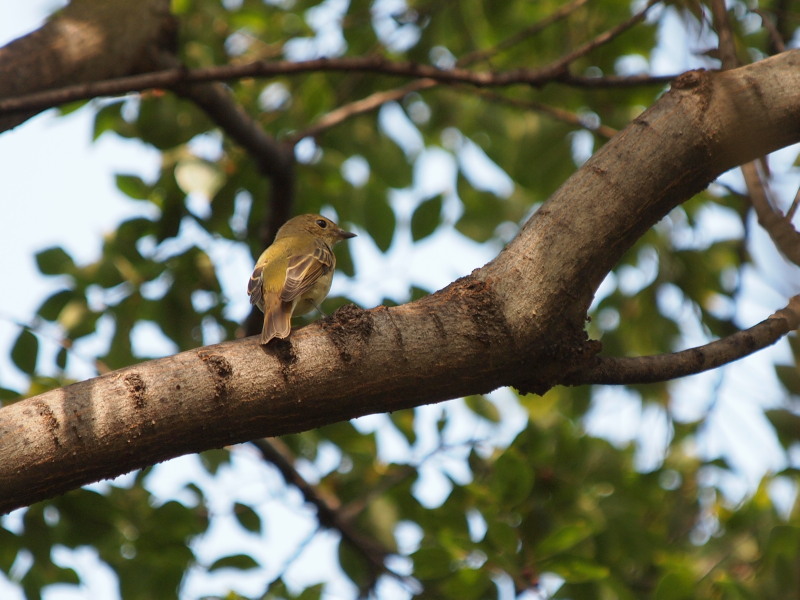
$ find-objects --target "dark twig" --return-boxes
[710,0,738,70]
[742,161,800,266]
[568,296,800,385]
[457,0,590,66]
[709,0,800,266]
[788,186,800,222]
[288,78,437,144]
[550,0,662,74]
[249,438,418,592]
[469,88,618,139]
[0,55,678,118]
[555,72,676,87]
[753,9,786,54]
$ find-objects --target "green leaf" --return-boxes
[208,554,260,571]
[765,409,800,448]
[545,555,610,582]
[654,571,697,600]
[537,521,594,556]
[116,174,152,200]
[11,329,38,375]
[464,395,500,423]
[389,409,417,445]
[410,194,443,242]
[198,449,231,474]
[411,546,453,579]
[0,386,20,404]
[37,289,74,321]
[35,246,75,276]
[0,526,21,571]
[55,346,68,371]
[775,365,800,396]
[489,448,534,508]
[233,502,261,534]
[364,194,396,252]
[93,100,125,140]
[297,584,325,600]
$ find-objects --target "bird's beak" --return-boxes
[339,230,357,239]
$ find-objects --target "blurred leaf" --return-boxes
[537,521,594,557]
[411,194,443,241]
[93,100,126,140]
[208,554,260,571]
[364,193,396,252]
[116,173,152,200]
[464,395,500,423]
[389,409,416,445]
[55,346,68,371]
[0,386,20,404]
[37,289,74,321]
[775,365,800,396]
[490,447,534,508]
[765,409,800,448]
[545,555,610,582]
[411,546,453,579]
[35,246,75,276]
[0,526,21,571]
[198,448,231,474]
[11,329,38,375]
[233,502,262,534]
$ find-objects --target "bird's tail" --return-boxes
[261,297,293,344]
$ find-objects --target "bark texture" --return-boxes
[0,0,174,131]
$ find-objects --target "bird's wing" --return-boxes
[248,263,265,311]
[280,239,334,302]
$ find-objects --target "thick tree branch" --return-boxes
[3,52,800,513]
[0,0,175,132]
[566,296,800,385]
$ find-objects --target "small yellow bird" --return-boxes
[248,214,356,344]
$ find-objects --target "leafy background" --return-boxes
[2,0,800,598]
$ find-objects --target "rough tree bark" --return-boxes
[2,51,800,513]
[0,0,174,132]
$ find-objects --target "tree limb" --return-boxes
[566,296,800,385]
[0,0,175,131]
[0,55,678,119]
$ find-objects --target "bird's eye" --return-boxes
[316,219,327,228]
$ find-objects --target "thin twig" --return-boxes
[710,0,738,70]
[556,72,676,87]
[288,78,437,144]
[567,295,800,385]
[753,9,786,53]
[469,88,618,139]
[710,0,800,265]
[249,438,418,591]
[788,186,800,221]
[457,0,590,66]
[551,0,662,73]
[742,161,800,265]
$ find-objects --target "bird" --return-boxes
[248,214,356,344]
